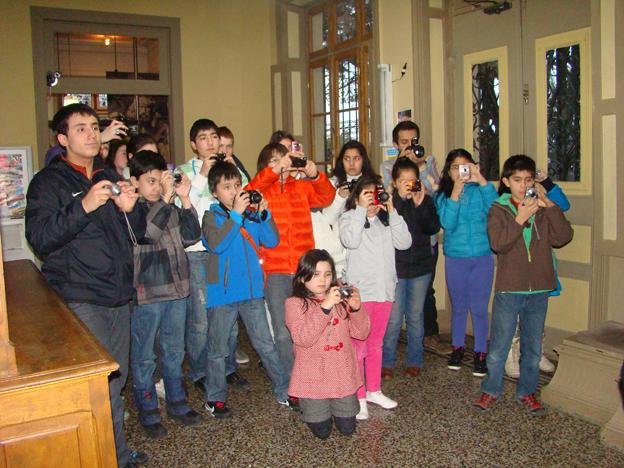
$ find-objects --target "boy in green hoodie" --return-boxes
[474,155,573,415]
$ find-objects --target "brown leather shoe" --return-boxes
[424,335,453,356]
[381,367,394,380]
[405,366,420,378]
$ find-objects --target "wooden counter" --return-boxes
[0,260,118,468]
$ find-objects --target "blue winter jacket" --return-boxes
[201,204,279,308]
[435,182,498,258]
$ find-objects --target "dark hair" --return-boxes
[208,161,241,194]
[391,156,420,181]
[129,150,167,179]
[105,139,128,172]
[127,133,157,158]
[331,140,377,186]
[52,103,99,136]
[292,249,337,300]
[392,121,420,144]
[345,176,380,211]
[438,148,476,198]
[190,118,218,142]
[498,154,536,195]
[217,126,234,142]
[269,130,295,146]
[257,142,288,173]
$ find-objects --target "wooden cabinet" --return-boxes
[0,261,118,468]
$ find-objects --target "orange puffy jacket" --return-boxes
[246,167,335,274]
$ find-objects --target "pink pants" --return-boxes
[352,301,393,399]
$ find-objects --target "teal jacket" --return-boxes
[435,182,498,258]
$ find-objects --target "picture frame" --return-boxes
[0,146,32,225]
[95,93,108,111]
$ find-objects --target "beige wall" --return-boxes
[0,0,275,172]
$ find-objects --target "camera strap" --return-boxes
[240,225,266,284]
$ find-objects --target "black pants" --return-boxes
[307,416,356,439]
[424,243,440,337]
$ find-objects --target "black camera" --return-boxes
[525,187,538,199]
[290,155,307,168]
[243,190,263,204]
[338,286,354,299]
[211,153,226,162]
[410,137,426,159]
[345,178,360,193]
[173,173,182,184]
[406,180,422,192]
[373,185,390,205]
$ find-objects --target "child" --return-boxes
[474,155,573,414]
[201,161,289,418]
[246,142,335,386]
[382,157,440,379]
[435,148,498,376]
[129,150,203,438]
[285,249,370,439]
[339,177,412,420]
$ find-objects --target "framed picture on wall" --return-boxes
[0,146,32,225]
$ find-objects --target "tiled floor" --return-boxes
[124,339,624,467]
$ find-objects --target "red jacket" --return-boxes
[246,168,335,274]
[285,297,370,399]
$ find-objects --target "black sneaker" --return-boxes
[168,409,203,426]
[142,421,167,439]
[205,400,231,418]
[125,450,149,467]
[226,371,251,390]
[447,346,465,370]
[193,377,206,393]
[473,352,488,377]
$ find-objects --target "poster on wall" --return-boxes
[0,146,32,225]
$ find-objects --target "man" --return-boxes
[26,103,147,468]
[381,121,452,356]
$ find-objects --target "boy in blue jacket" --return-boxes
[201,161,289,418]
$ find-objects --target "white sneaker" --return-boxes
[539,354,556,373]
[155,378,166,400]
[356,398,369,420]
[505,337,520,378]
[366,390,398,409]
[235,349,250,364]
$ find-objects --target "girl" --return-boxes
[435,148,498,376]
[285,249,370,439]
[105,139,128,177]
[382,157,440,379]
[339,177,411,420]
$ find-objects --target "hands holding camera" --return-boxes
[357,188,380,218]
[100,119,128,143]
[321,285,361,312]
[82,180,139,214]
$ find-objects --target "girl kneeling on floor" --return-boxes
[285,249,370,439]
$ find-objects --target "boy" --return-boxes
[202,161,289,417]
[26,103,147,468]
[176,119,248,392]
[474,155,573,415]
[129,150,203,437]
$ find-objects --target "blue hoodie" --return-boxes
[435,182,498,258]
[201,204,279,308]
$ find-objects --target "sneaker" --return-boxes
[366,390,398,409]
[142,422,168,439]
[381,367,394,380]
[287,396,300,411]
[205,401,231,418]
[424,334,453,355]
[505,337,520,378]
[155,378,166,400]
[539,354,556,373]
[517,394,547,415]
[193,377,206,393]
[126,450,148,467]
[226,371,251,390]
[473,352,487,377]
[356,398,369,420]
[235,349,250,364]
[447,346,464,370]
[168,409,203,426]
[473,392,498,412]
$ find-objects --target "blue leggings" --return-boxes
[445,255,494,353]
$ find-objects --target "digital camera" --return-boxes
[345,178,360,193]
[525,187,538,199]
[243,190,263,204]
[459,164,470,180]
[338,286,354,299]
[173,173,182,184]
[211,153,226,162]
[291,140,302,152]
[290,155,307,168]
[106,183,122,196]
[406,180,422,192]
[410,137,426,159]
[373,185,390,205]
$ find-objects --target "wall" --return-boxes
[0,0,275,171]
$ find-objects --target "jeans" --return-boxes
[265,273,295,377]
[205,298,288,402]
[481,292,549,398]
[131,298,193,426]
[445,255,494,352]
[186,252,237,384]
[423,243,439,336]
[69,302,131,467]
[383,274,432,369]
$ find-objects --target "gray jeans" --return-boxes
[69,302,131,467]
[264,273,295,377]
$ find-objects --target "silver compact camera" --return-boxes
[458,164,470,180]
[525,187,538,199]
[338,286,354,299]
[106,183,122,196]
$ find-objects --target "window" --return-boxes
[307,0,372,167]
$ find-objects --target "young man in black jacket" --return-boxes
[26,103,147,468]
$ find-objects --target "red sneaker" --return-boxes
[473,392,497,412]
[517,394,547,415]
